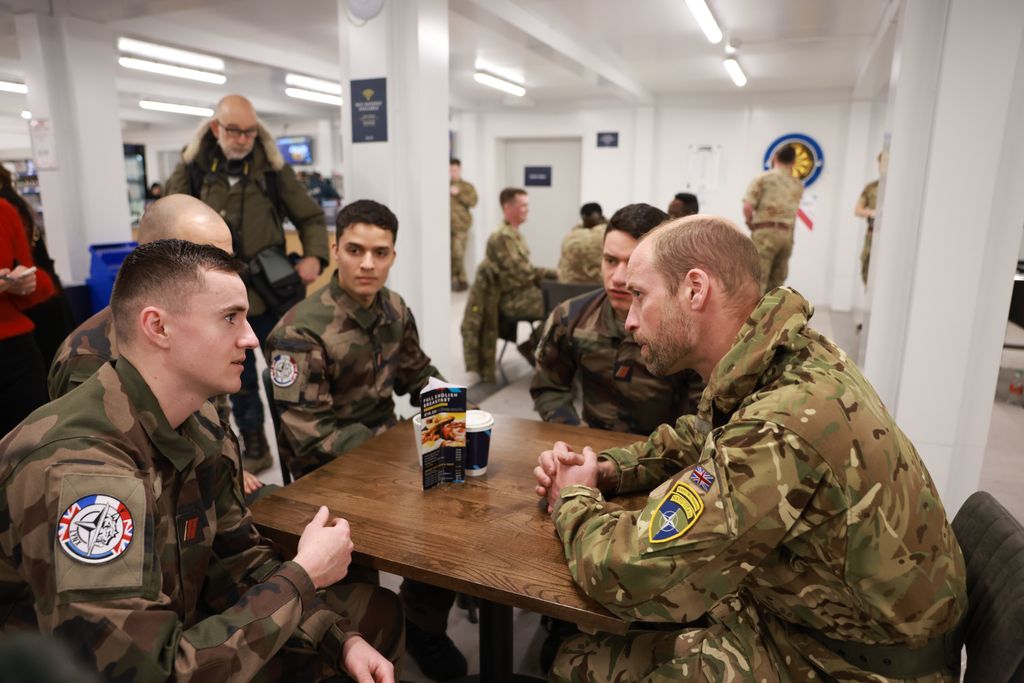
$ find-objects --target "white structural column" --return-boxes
[631,106,655,206]
[337,0,451,375]
[863,0,1024,513]
[827,100,871,313]
[15,11,131,283]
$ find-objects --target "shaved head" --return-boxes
[211,94,259,160]
[215,94,256,122]
[138,195,233,254]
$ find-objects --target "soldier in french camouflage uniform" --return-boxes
[557,203,606,283]
[0,239,401,683]
[743,145,805,292]
[47,195,267,501]
[534,203,702,435]
[265,199,467,681]
[534,216,967,683]
[855,152,886,287]
[449,159,478,292]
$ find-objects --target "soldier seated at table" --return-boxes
[531,203,705,669]
[556,202,606,283]
[264,199,467,682]
[0,239,401,683]
[534,217,966,683]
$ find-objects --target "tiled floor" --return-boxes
[249,292,1023,681]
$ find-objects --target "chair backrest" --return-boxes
[952,491,1024,682]
[541,280,601,319]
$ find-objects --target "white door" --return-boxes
[502,138,582,270]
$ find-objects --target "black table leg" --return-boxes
[455,599,544,683]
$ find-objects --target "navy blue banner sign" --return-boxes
[524,166,552,187]
[351,78,388,143]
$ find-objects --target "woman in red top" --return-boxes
[1,197,54,436]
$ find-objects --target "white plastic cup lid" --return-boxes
[412,414,422,427]
[466,410,494,431]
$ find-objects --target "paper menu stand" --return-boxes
[419,377,467,490]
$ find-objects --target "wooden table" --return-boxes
[251,415,642,681]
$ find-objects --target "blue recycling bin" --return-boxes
[85,242,137,313]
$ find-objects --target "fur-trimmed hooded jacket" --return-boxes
[165,118,329,316]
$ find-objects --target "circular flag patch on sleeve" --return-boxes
[57,494,134,564]
[270,353,299,388]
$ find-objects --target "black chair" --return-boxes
[951,491,1024,682]
[540,279,601,318]
[260,367,292,485]
[496,313,541,383]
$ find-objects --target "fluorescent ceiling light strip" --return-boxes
[0,80,28,94]
[20,110,31,120]
[473,71,526,97]
[285,87,343,106]
[723,58,747,87]
[118,57,226,85]
[685,0,723,44]
[139,99,214,117]
[118,37,224,71]
[285,73,342,95]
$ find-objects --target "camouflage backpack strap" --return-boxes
[565,288,605,365]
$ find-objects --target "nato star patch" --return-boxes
[57,494,135,564]
[270,353,299,388]
[649,481,704,544]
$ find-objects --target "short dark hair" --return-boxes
[775,144,796,165]
[336,199,399,243]
[580,202,602,218]
[450,158,461,166]
[674,192,699,215]
[111,239,243,343]
[499,187,526,207]
[605,203,669,241]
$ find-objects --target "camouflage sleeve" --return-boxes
[600,415,705,494]
[267,328,373,475]
[47,350,107,401]
[394,308,442,405]
[485,231,538,290]
[535,265,559,281]
[277,165,330,266]
[742,175,762,208]
[164,160,190,196]
[456,182,478,209]
[552,421,830,623]
[530,307,582,425]
[3,441,323,682]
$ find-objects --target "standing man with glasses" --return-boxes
[166,94,329,474]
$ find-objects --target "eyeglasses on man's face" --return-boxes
[217,121,258,139]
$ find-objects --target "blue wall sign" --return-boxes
[351,78,388,143]
[597,132,619,148]
[762,133,825,187]
[524,166,552,187]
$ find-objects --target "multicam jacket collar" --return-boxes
[702,287,814,419]
[597,294,627,341]
[329,276,399,332]
[113,358,219,472]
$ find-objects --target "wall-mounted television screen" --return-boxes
[276,136,314,165]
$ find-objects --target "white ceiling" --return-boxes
[0,0,896,127]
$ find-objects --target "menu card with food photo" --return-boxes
[419,377,467,490]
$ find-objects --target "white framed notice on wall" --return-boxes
[28,119,58,171]
[687,143,721,192]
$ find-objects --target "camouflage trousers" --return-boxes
[549,596,781,683]
[861,230,872,286]
[452,228,470,288]
[253,581,404,683]
[751,228,794,293]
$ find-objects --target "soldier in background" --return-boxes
[534,216,966,682]
[855,151,887,286]
[742,144,804,292]
[449,158,478,292]
[556,202,606,283]
[264,199,466,681]
[0,239,401,682]
[667,192,699,219]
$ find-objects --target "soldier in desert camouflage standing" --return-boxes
[264,199,467,682]
[743,144,804,292]
[556,203,606,283]
[449,158,477,292]
[0,239,401,682]
[855,151,887,287]
[534,216,967,682]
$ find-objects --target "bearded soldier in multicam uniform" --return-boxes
[556,203,606,284]
[0,239,401,683]
[743,144,805,293]
[534,203,703,435]
[264,199,468,682]
[449,159,478,292]
[534,216,966,683]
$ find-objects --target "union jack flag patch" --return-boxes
[689,465,715,493]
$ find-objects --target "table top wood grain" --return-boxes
[251,414,644,634]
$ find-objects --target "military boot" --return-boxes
[405,619,467,681]
[241,429,273,474]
